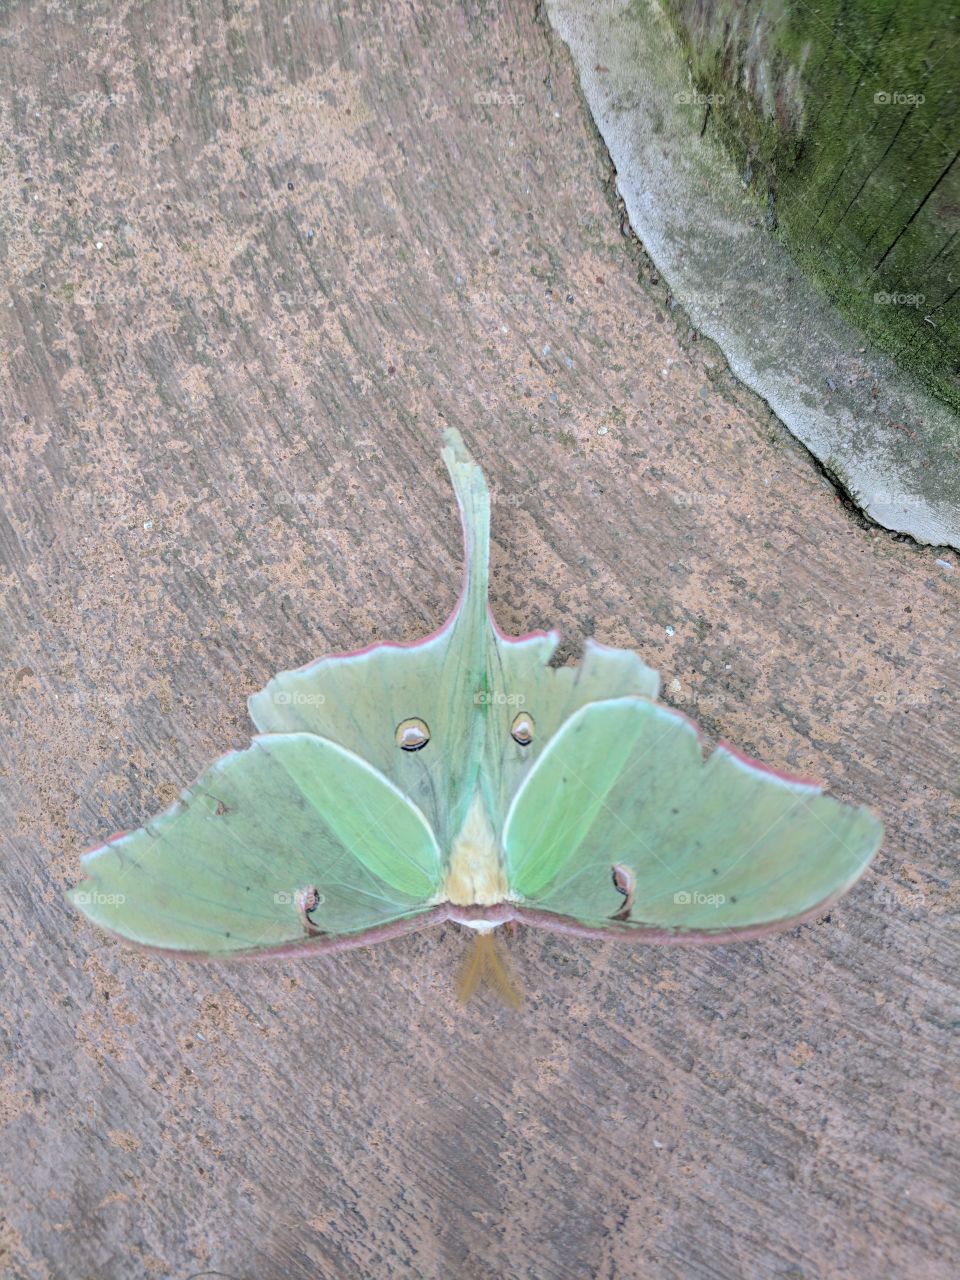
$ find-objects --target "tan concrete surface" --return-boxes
[0,2,956,1277]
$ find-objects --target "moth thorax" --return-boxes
[443,792,509,907]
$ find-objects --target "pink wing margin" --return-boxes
[131,892,847,963]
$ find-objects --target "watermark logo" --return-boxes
[869,491,924,508]
[675,90,725,106]
[873,291,924,307]
[686,290,726,310]
[73,890,126,906]
[274,890,327,906]
[274,691,325,706]
[71,90,128,117]
[474,690,526,707]
[474,90,526,108]
[674,890,725,907]
[673,490,727,509]
[277,289,327,309]
[275,490,326,507]
[667,687,728,710]
[466,289,529,307]
[872,689,929,708]
[873,885,925,910]
[489,488,534,508]
[874,91,925,106]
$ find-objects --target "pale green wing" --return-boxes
[502,698,882,936]
[248,428,661,847]
[480,632,659,831]
[69,734,443,954]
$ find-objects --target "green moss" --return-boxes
[662,0,960,412]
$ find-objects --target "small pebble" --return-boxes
[597,425,608,436]
[665,625,675,637]
[143,520,153,530]
[542,344,551,356]
[564,356,573,368]
[935,559,953,571]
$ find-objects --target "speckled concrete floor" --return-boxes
[0,2,956,1278]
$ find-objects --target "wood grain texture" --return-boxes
[662,0,960,414]
[0,2,956,1277]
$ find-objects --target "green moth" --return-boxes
[70,430,882,999]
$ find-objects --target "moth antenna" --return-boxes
[456,932,522,1009]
